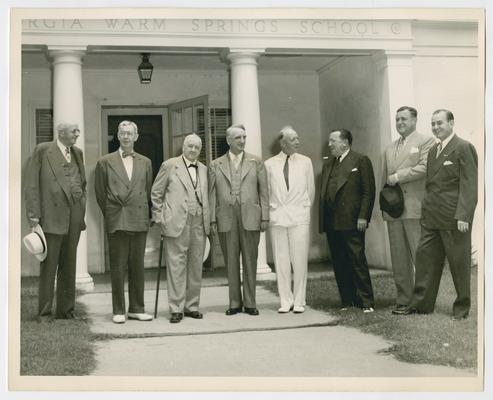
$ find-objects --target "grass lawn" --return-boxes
[263,266,479,371]
[20,279,97,375]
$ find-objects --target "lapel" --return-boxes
[392,134,413,169]
[46,141,72,201]
[71,146,86,187]
[129,153,144,191]
[321,156,336,197]
[217,153,232,184]
[108,151,130,187]
[175,157,195,194]
[241,152,255,182]
[336,150,358,194]
[198,162,207,201]
[428,135,459,179]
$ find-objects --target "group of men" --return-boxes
[24,106,478,324]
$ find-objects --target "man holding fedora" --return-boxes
[382,106,435,314]
[151,133,209,324]
[24,122,87,321]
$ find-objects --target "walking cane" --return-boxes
[154,235,165,318]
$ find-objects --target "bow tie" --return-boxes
[188,163,198,169]
[122,151,135,158]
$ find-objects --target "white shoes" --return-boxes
[278,305,294,313]
[128,312,153,321]
[112,314,126,324]
[293,306,305,314]
[363,307,375,313]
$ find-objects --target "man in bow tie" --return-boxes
[265,126,314,314]
[24,122,87,321]
[383,106,435,314]
[95,120,154,324]
[151,134,209,323]
[394,109,478,320]
[209,124,269,316]
[319,129,376,313]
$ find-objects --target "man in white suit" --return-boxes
[265,126,315,313]
[382,106,435,313]
[151,134,209,323]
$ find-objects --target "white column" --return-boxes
[227,49,274,280]
[372,50,416,269]
[49,46,94,292]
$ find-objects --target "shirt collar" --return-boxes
[339,148,350,162]
[280,151,295,160]
[399,130,416,144]
[228,151,244,162]
[57,139,70,154]
[183,155,197,167]
[439,132,455,149]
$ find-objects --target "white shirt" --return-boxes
[437,132,456,153]
[57,139,71,163]
[183,156,198,186]
[265,151,315,227]
[339,148,350,163]
[119,148,134,181]
[228,151,244,170]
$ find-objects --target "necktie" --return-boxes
[64,147,71,162]
[283,155,290,191]
[188,163,198,170]
[122,151,135,158]
[395,137,404,159]
[436,142,442,158]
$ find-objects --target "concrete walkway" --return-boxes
[78,283,476,379]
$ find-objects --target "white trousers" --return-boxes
[270,224,310,308]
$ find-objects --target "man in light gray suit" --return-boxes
[382,106,435,313]
[151,134,210,324]
[95,120,154,324]
[209,124,269,316]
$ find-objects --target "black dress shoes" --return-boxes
[184,311,203,319]
[170,313,183,323]
[392,307,418,316]
[225,307,243,316]
[244,307,259,316]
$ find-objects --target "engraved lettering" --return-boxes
[27,19,39,28]
[391,22,401,34]
[191,19,199,31]
[356,22,368,34]
[121,19,134,30]
[312,21,322,34]
[254,20,265,32]
[139,19,149,30]
[105,19,119,29]
[43,20,56,29]
[371,22,379,34]
[217,19,226,32]
[239,20,249,32]
[152,19,166,30]
[205,19,214,31]
[71,19,83,29]
[270,20,278,32]
[300,20,307,33]
[327,21,337,34]
[341,22,352,34]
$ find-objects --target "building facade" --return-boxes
[18,11,483,290]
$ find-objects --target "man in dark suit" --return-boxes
[24,122,87,321]
[393,110,478,320]
[319,129,376,312]
[95,120,153,324]
[151,134,210,323]
[209,124,269,316]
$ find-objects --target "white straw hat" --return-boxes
[23,225,47,262]
[203,237,211,262]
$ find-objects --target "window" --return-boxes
[35,109,53,144]
[209,108,232,160]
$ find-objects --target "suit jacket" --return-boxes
[209,151,269,233]
[382,131,435,220]
[265,151,315,227]
[319,150,376,232]
[95,150,153,233]
[150,156,210,238]
[24,141,87,234]
[421,134,478,229]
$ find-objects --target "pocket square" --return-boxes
[443,160,453,166]
[351,168,358,172]
[410,147,419,154]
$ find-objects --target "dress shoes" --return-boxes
[452,314,469,321]
[362,307,375,313]
[184,311,203,319]
[244,307,259,316]
[112,314,126,324]
[170,313,183,323]
[225,307,243,316]
[293,306,305,314]
[128,312,153,321]
[278,305,294,313]
[393,304,408,313]
[392,307,418,316]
